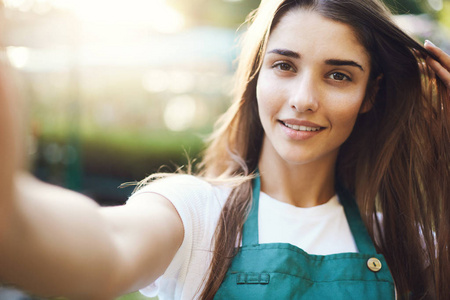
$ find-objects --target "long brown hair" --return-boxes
[198,0,450,298]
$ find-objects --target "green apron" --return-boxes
[215,176,395,299]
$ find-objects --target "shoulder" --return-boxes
[129,174,228,204]
[137,174,211,190]
[127,174,230,232]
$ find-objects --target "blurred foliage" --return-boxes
[33,126,205,205]
[168,0,261,27]
[383,0,424,14]
[437,1,450,28]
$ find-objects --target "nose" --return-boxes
[289,72,319,113]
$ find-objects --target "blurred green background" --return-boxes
[0,0,448,299]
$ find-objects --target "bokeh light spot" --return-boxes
[164,95,196,131]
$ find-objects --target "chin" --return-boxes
[277,149,320,165]
[274,144,339,167]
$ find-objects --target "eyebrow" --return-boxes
[325,59,364,71]
[267,48,300,59]
[267,48,364,72]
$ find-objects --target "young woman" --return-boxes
[1,0,449,299]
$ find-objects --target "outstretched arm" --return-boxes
[424,40,450,89]
[0,66,183,299]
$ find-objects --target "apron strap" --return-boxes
[337,186,377,254]
[241,174,261,246]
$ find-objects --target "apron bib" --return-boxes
[215,176,395,299]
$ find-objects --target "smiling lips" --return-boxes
[282,122,321,132]
[280,119,324,131]
[279,119,325,140]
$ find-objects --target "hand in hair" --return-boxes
[425,40,450,89]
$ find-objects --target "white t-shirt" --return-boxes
[127,175,358,299]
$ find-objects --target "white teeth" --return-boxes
[283,122,321,132]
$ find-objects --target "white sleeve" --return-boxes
[126,175,227,298]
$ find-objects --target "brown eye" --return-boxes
[279,63,291,71]
[273,62,294,72]
[329,72,350,81]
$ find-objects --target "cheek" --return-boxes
[328,94,365,132]
[256,77,284,121]
[256,82,271,123]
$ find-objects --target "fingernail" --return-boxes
[425,40,435,47]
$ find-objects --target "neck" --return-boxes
[258,140,337,208]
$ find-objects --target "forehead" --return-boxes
[267,8,370,67]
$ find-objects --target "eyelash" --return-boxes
[272,62,295,72]
[328,72,352,82]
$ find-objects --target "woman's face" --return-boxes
[256,8,371,166]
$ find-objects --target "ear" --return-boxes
[360,74,383,114]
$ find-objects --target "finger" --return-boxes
[426,56,450,89]
[424,40,450,72]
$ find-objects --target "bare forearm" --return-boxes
[0,174,124,299]
[0,174,183,300]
